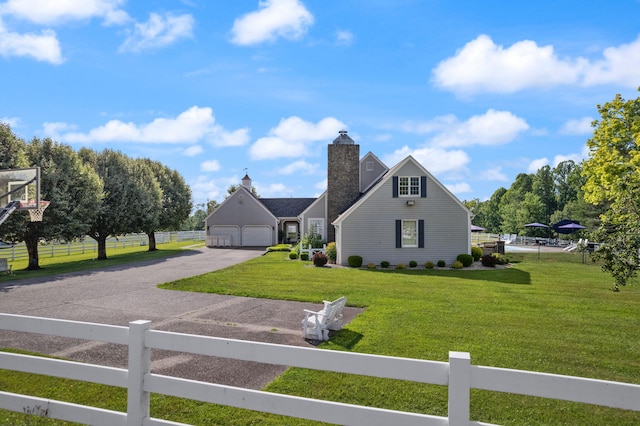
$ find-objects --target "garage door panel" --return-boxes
[242,226,272,246]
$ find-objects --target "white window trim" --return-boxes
[402,219,418,248]
[308,218,325,239]
[398,176,420,197]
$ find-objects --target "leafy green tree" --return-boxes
[206,199,218,214]
[532,165,556,224]
[139,159,192,251]
[79,149,161,260]
[582,92,640,289]
[0,122,28,169]
[553,160,582,213]
[2,138,103,269]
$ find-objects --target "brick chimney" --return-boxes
[327,130,360,242]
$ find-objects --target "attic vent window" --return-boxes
[366,161,374,171]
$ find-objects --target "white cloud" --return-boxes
[277,160,320,175]
[432,35,581,95]
[479,167,509,182]
[249,116,345,160]
[48,106,250,146]
[210,128,250,147]
[552,153,585,166]
[559,117,594,135]
[190,174,239,203]
[314,178,327,191]
[432,34,640,94]
[119,12,194,53]
[401,109,529,148]
[527,157,549,173]
[0,0,129,25]
[446,182,472,195]
[230,0,313,46]
[0,116,20,127]
[335,30,354,46]
[200,159,221,172]
[182,145,203,156]
[0,27,63,63]
[256,181,293,197]
[382,146,470,175]
[583,36,640,87]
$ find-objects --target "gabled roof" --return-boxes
[332,155,472,225]
[260,197,316,218]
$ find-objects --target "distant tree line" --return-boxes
[463,160,603,238]
[1,123,192,269]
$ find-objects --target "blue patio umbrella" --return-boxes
[558,223,586,232]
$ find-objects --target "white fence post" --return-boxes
[127,320,151,426]
[448,351,471,425]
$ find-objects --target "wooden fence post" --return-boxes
[127,320,151,426]
[448,351,471,425]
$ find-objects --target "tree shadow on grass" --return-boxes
[363,267,531,285]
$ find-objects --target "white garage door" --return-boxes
[242,226,272,247]
[210,226,240,246]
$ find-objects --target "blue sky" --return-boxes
[2,0,640,206]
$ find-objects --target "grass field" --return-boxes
[1,248,640,425]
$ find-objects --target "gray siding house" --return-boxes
[205,130,472,266]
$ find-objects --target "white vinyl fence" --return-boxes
[0,313,638,425]
[0,231,205,262]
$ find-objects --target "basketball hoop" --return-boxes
[19,200,50,222]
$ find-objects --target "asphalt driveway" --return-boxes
[0,247,362,389]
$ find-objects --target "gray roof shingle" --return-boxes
[259,198,316,218]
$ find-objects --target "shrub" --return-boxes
[380,261,390,268]
[396,263,407,269]
[471,246,483,261]
[299,232,325,250]
[481,254,498,267]
[409,260,417,268]
[493,253,510,265]
[456,253,474,267]
[348,255,363,268]
[424,261,435,269]
[437,260,446,267]
[312,252,328,267]
[366,262,377,269]
[289,252,298,260]
[300,252,309,261]
[451,260,463,269]
[325,242,337,263]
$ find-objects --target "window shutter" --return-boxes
[396,220,402,248]
[392,176,398,198]
[418,220,425,248]
[421,176,427,198]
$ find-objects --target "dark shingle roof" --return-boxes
[260,198,316,218]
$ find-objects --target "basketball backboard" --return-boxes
[0,167,40,209]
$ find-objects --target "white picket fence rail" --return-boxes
[0,313,638,425]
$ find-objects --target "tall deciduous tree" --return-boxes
[79,149,161,260]
[2,138,103,269]
[583,92,640,290]
[139,159,192,251]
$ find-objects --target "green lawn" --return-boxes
[160,251,640,425]
[1,249,639,425]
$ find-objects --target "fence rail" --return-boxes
[0,231,205,262]
[0,313,638,425]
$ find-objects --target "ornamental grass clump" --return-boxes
[424,261,435,269]
[451,260,464,269]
